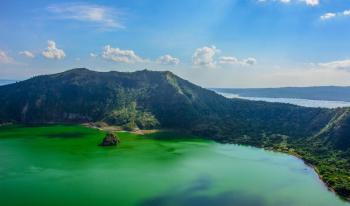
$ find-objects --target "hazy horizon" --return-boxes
[2,67,350,89]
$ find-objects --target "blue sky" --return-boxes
[1,0,350,87]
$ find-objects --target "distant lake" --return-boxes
[0,80,16,86]
[218,92,350,108]
[0,125,349,206]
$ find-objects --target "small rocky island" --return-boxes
[99,132,120,146]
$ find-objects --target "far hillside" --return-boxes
[213,86,350,102]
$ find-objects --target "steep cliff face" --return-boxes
[312,108,350,151]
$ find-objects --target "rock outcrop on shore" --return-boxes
[99,132,120,146]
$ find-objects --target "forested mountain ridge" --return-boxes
[0,68,349,199]
[0,68,336,136]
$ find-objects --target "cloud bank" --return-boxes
[319,59,350,70]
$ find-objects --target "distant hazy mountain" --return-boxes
[0,79,16,86]
[214,87,350,102]
[0,68,349,198]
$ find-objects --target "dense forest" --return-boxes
[0,68,349,199]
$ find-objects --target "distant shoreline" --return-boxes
[216,91,350,109]
[212,87,350,103]
[0,80,17,86]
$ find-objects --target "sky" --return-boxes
[0,0,350,88]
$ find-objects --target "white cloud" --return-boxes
[304,0,319,6]
[219,56,257,66]
[192,46,256,68]
[320,12,336,20]
[0,50,13,64]
[102,45,145,64]
[47,3,123,29]
[157,55,180,65]
[258,0,318,6]
[192,46,219,68]
[219,56,239,65]
[320,9,350,20]
[42,40,66,59]
[319,59,350,70]
[343,10,350,16]
[19,51,35,58]
[242,57,257,66]
[90,53,98,58]
[279,0,291,3]
[259,0,290,4]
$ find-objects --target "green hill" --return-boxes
[0,68,349,199]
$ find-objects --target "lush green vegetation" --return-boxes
[103,101,159,130]
[0,68,349,199]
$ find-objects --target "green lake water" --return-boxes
[0,125,349,206]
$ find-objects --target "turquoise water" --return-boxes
[0,125,349,206]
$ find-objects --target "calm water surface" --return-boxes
[218,92,350,108]
[0,125,349,206]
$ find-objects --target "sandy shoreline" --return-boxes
[82,122,160,135]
